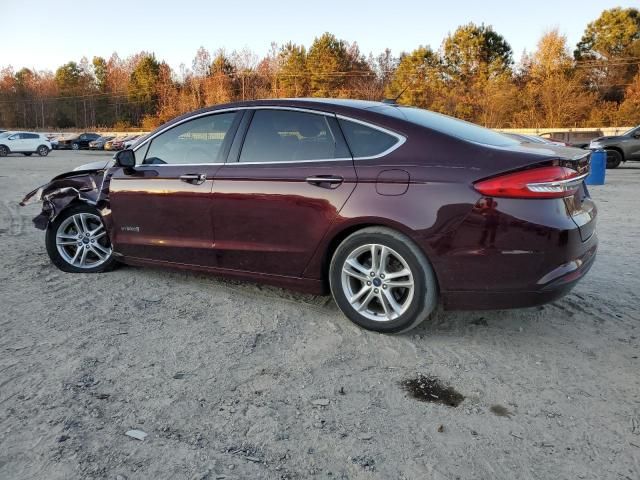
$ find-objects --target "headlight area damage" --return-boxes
[20,168,113,230]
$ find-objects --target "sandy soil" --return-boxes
[0,151,639,480]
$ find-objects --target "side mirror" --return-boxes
[115,149,136,169]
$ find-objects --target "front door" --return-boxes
[212,108,357,277]
[626,127,640,160]
[7,133,26,152]
[109,111,240,266]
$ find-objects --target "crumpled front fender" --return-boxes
[20,169,113,230]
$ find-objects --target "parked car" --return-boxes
[50,134,74,150]
[88,136,114,150]
[588,125,640,169]
[20,99,597,333]
[104,137,121,151]
[110,134,140,151]
[57,133,100,150]
[123,134,142,149]
[0,131,51,157]
[539,130,603,148]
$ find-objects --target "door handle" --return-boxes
[180,173,207,185]
[306,175,344,187]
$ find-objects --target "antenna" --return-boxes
[382,84,410,105]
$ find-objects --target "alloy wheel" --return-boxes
[341,243,415,322]
[55,213,112,269]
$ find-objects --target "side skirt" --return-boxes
[117,255,326,295]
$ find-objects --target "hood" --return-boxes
[72,159,113,171]
[591,136,621,143]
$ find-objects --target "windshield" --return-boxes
[397,107,519,147]
[0,132,10,139]
[623,126,640,136]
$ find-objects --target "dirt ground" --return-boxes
[0,151,639,480]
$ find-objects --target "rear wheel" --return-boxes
[45,205,118,273]
[0,145,8,157]
[606,150,622,169]
[37,145,50,156]
[329,227,438,334]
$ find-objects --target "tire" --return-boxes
[329,227,438,334]
[23,153,32,156]
[37,145,50,157]
[71,142,80,150]
[606,150,622,169]
[0,145,9,157]
[45,204,118,273]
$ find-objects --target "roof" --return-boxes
[149,98,409,138]
[282,98,392,109]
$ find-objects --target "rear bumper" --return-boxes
[432,195,598,311]
[442,233,597,310]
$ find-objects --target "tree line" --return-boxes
[1,7,639,130]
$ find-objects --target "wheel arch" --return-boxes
[316,218,441,293]
[605,146,625,160]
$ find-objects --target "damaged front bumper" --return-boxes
[20,169,112,230]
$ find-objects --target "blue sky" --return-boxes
[4,0,638,71]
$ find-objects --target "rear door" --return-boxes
[109,110,241,266]
[211,108,357,277]
[24,133,40,151]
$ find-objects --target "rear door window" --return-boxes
[338,119,402,158]
[239,109,350,163]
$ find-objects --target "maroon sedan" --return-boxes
[21,99,597,333]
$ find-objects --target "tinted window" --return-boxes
[25,133,40,139]
[398,107,519,147]
[239,110,349,163]
[338,119,400,158]
[143,112,237,165]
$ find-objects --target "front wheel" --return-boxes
[606,150,622,169]
[0,145,9,157]
[329,227,438,334]
[45,205,118,273]
[71,142,80,150]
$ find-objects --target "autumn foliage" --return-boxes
[1,7,639,130]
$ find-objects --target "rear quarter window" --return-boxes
[338,119,401,158]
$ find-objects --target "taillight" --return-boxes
[474,166,587,199]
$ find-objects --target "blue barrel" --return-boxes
[585,150,606,185]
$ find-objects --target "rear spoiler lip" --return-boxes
[570,150,591,161]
